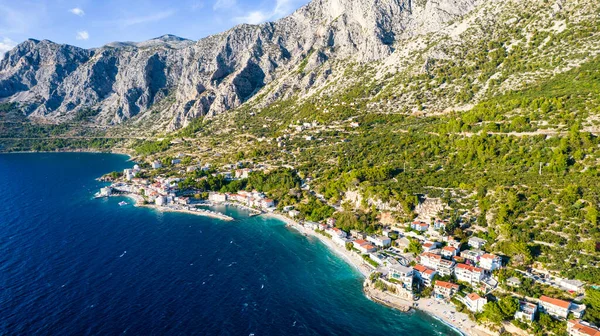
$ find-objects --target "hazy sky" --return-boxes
[0,0,309,54]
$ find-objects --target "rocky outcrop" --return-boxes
[0,0,482,130]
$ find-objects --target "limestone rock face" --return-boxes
[0,0,481,130]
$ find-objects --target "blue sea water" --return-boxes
[0,153,458,335]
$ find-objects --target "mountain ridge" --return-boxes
[0,0,483,130]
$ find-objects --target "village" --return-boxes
[274,212,597,336]
[94,159,275,221]
[95,158,600,336]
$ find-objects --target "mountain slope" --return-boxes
[0,0,482,130]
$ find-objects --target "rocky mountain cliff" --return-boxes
[0,0,482,130]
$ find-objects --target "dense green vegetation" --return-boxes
[175,168,336,220]
[0,102,17,113]
[480,296,519,324]
[219,56,600,275]
[73,108,100,122]
[0,137,120,152]
[134,139,172,155]
[584,288,600,324]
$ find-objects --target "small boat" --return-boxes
[118,201,128,206]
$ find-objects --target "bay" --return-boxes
[0,153,457,335]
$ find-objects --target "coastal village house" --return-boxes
[411,221,429,232]
[479,253,502,272]
[396,237,411,250]
[350,230,366,239]
[175,196,189,205]
[462,293,487,313]
[433,219,448,231]
[353,239,368,249]
[567,319,600,336]
[353,240,377,254]
[358,244,377,254]
[455,264,484,285]
[327,227,347,239]
[303,221,318,230]
[561,279,586,293]
[367,235,391,247]
[235,168,252,179]
[422,241,438,252]
[461,249,485,264]
[155,196,167,206]
[437,259,456,277]
[468,237,487,249]
[507,277,522,288]
[418,252,456,277]
[332,235,350,247]
[98,186,112,197]
[123,168,138,181]
[453,255,465,264]
[441,246,458,259]
[388,264,414,290]
[414,264,437,287]
[444,236,462,249]
[327,227,348,246]
[260,198,275,208]
[539,296,586,319]
[434,281,459,300]
[209,192,228,203]
[420,252,442,270]
[370,253,387,265]
[152,160,162,169]
[515,301,538,322]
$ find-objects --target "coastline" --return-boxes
[416,298,495,336]
[119,194,234,221]
[1,148,135,157]
[264,212,496,336]
[86,148,492,336]
[4,149,496,335]
[263,213,372,277]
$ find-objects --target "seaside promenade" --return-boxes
[116,193,234,221]
[268,212,497,336]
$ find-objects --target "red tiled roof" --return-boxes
[435,281,459,290]
[414,264,428,272]
[438,259,454,266]
[569,320,600,336]
[421,252,442,260]
[456,263,483,272]
[481,253,498,260]
[467,293,482,301]
[540,296,571,309]
[354,239,367,245]
[443,246,457,252]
